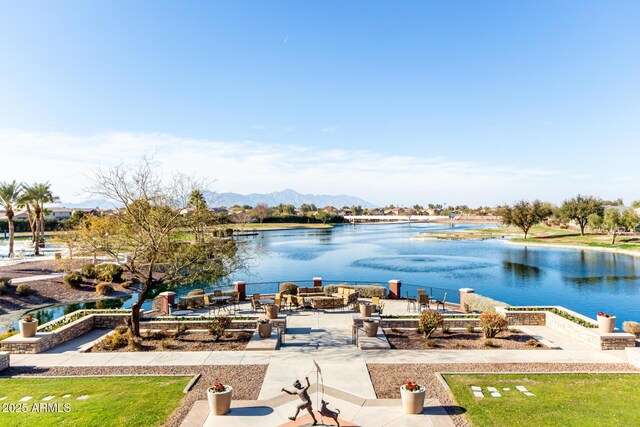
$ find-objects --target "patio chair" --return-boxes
[371,297,380,313]
[251,295,264,312]
[283,294,300,311]
[435,292,447,311]
[274,294,282,309]
[203,295,219,316]
[418,294,430,312]
[417,289,426,296]
[406,291,417,312]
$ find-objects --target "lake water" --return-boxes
[234,223,640,322]
[21,222,640,327]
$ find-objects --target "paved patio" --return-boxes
[4,300,635,426]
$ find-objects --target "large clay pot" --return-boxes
[363,320,379,337]
[597,315,616,333]
[257,322,273,338]
[265,304,279,320]
[400,385,426,414]
[207,385,233,415]
[360,303,373,318]
[19,319,38,338]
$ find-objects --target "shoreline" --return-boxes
[505,239,640,259]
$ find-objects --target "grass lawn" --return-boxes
[445,373,640,427]
[0,376,190,427]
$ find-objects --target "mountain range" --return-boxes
[204,189,375,208]
[53,190,374,209]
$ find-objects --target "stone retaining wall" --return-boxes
[496,306,636,350]
[0,351,9,372]
[378,317,480,329]
[1,313,130,354]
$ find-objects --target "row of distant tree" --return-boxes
[501,195,640,243]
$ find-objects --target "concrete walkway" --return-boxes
[11,272,65,284]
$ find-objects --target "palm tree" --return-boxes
[0,180,24,258]
[18,184,38,245]
[29,183,60,255]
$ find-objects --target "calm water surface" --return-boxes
[21,222,640,327]
[235,223,640,322]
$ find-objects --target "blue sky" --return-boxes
[1,1,639,206]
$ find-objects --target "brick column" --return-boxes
[459,288,475,313]
[234,281,246,301]
[313,277,323,288]
[388,280,401,299]
[158,291,176,315]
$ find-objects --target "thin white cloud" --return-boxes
[0,128,627,206]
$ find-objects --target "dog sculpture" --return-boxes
[320,400,340,426]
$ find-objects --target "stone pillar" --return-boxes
[459,288,475,313]
[388,280,401,300]
[158,291,176,315]
[234,281,246,301]
[313,277,323,288]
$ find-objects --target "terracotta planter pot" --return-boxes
[19,319,38,338]
[265,305,279,320]
[360,303,373,318]
[597,315,616,333]
[363,320,379,337]
[207,385,233,415]
[400,385,426,414]
[257,322,273,338]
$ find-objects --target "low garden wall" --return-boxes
[0,351,9,372]
[0,311,130,354]
[496,306,636,350]
[374,315,481,329]
[0,309,276,354]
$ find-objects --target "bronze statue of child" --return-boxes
[281,376,318,425]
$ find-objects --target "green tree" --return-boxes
[314,210,331,224]
[560,195,604,236]
[0,180,24,258]
[621,208,640,232]
[26,183,60,254]
[631,200,640,209]
[188,189,208,242]
[501,200,551,239]
[275,203,295,216]
[85,160,242,336]
[351,205,364,215]
[587,213,603,233]
[602,209,623,244]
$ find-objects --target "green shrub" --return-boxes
[187,289,205,296]
[480,311,509,338]
[0,282,7,295]
[95,263,124,282]
[466,323,476,333]
[120,281,133,290]
[623,321,640,337]
[81,263,96,278]
[0,277,12,287]
[441,324,451,334]
[64,271,83,288]
[96,283,114,296]
[208,316,232,341]
[418,310,444,339]
[15,284,32,296]
[323,284,387,298]
[145,330,171,340]
[279,282,298,295]
[483,338,498,348]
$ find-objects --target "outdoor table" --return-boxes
[209,295,232,314]
[257,298,275,305]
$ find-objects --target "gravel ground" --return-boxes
[368,363,638,427]
[0,259,73,278]
[384,328,549,350]
[89,330,252,352]
[2,364,267,427]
